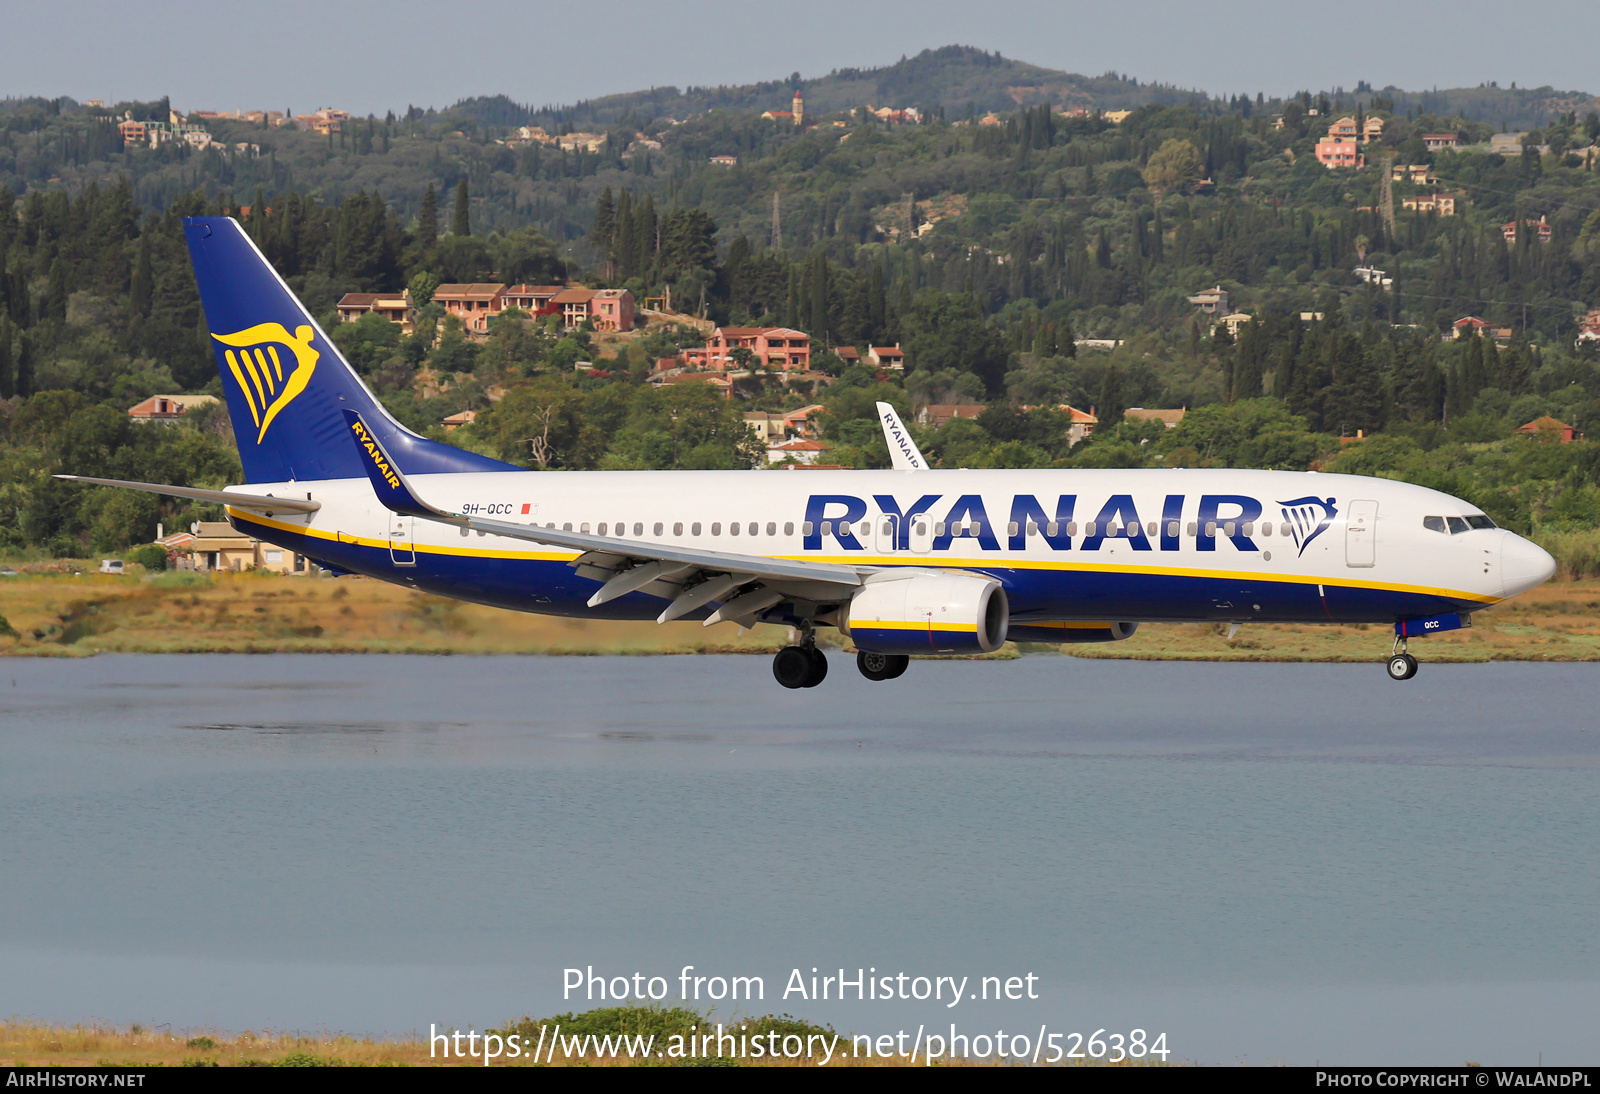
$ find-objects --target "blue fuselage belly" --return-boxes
[233,514,1480,626]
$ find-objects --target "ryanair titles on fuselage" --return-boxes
[801,492,1338,557]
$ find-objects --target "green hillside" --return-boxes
[5,49,1600,562]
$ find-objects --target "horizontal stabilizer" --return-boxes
[52,475,320,514]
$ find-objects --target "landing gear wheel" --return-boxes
[774,646,813,689]
[1386,653,1418,681]
[774,646,828,689]
[857,651,910,681]
[805,647,828,687]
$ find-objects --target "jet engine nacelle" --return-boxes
[1007,621,1140,644]
[841,573,1009,655]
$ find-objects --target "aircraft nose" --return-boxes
[1500,531,1556,598]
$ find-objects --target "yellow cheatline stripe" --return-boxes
[855,620,978,633]
[223,351,261,429]
[229,511,1500,605]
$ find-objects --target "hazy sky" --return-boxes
[4,0,1598,117]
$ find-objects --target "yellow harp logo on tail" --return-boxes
[211,323,319,443]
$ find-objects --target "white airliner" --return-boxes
[61,218,1556,687]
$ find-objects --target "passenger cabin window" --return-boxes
[729,522,740,536]
[1167,521,1180,538]
[673,522,683,536]
[710,522,720,535]
[786,522,796,536]
[749,523,760,536]
[653,522,664,536]
[767,522,777,536]
[693,522,703,536]
[635,523,645,536]
[598,523,608,535]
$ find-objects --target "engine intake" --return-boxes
[842,573,1009,655]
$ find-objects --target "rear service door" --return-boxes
[389,515,416,567]
[1346,500,1377,567]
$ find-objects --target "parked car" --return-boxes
[99,559,125,574]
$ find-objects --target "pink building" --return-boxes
[434,283,506,333]
[683,327,812,372]
[1314,138,1364,169]
[502,285,563,315]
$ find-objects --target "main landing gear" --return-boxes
[1386,636,1419,681]
[856,651,909,682]
[773,624,828,689]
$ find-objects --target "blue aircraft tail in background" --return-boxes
[184,216,518,483]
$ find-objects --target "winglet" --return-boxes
[876,402,928,471]
[342,408,459,520]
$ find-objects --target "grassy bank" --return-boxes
[1,565,1597,662]
[0,1011,1150,1067]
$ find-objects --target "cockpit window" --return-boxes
[1426,514,1498,535]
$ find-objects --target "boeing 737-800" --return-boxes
[61,217,1557,688]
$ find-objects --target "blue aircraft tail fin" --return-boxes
[184,216,518,483]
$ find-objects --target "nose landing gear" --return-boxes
[1386,636,1419,681]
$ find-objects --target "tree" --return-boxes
[903,294,1010,395]
[128,235,152,318]
[0,314,11,399]
[452,179,470,236]
[418,183,439,243]
[1142,138,1203,195]
[408,270,441,308]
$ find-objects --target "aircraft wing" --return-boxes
[342,409,862,626]
[52,475,322,514]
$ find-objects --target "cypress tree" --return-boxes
[418,183,438,243]
[0,314,11,400]
[129,235,152,318]
[591,186,615,255]
[451,178,470,236]
[45,259,67,323]
[14,331,32,398]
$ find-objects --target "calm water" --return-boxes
[1,653,1597,1065]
